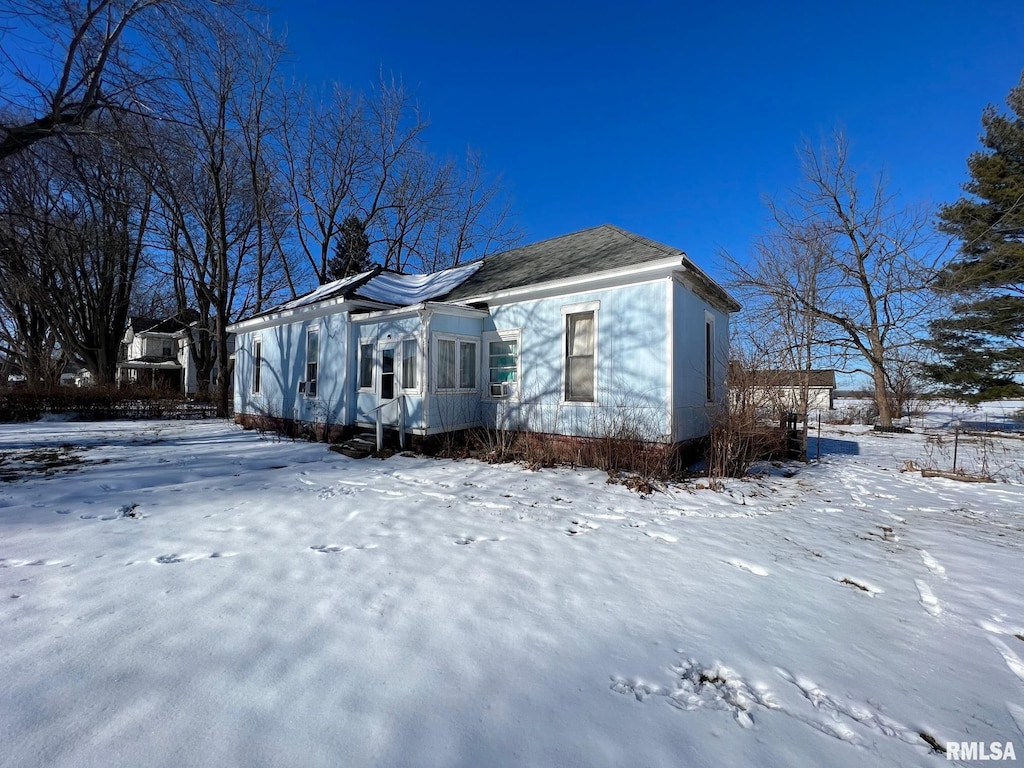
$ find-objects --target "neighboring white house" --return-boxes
[228,225,741,446]
[117,316,233,396]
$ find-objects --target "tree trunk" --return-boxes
[871,363,893,428]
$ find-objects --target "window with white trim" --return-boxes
[358,342,373,390]
[251,337,262,394]
[484,330,520,398]
[564,311,596,402]
[305,327,319,398]
[401,339,417,390]
[435,336,478,391]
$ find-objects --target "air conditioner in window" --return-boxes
[490,382,511,398]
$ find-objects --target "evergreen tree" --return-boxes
[925,72,1024,401]
[326,214,374,282]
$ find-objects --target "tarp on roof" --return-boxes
[354,262,482,305]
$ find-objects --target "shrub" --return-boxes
[0,384,192,422]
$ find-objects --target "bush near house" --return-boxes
[0,385,197,422]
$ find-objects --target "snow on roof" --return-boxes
[354,261,482,305]
[275,270,376,312]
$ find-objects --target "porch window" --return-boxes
[459,343,476,389]
[252,337,262,394]
[305,328,319,398]
[436,337,477,391]
[359,342,373,389]
[401,339,417,389]
[438,339,456,389]
[565,311,595,402]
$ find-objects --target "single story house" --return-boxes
[118,315,232,396]
[732,368,837,414]
[228,225,740,447]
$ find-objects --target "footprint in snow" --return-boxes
[644,530,678,543]
[774,667,919,747]
[455,536,503,546]
[612,657,778,729]
[154,552,236,564]
[835,576,882,596]
[725,558,769,576]
[914,579,941,616]
[310,544,377,554]
[566,519,599,536]
[989,637,1024,684]
[919,550,946,579]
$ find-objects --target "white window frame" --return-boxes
[561,301,600,405]
[304,326,320,399]
[251,335,263,395]
[433,334,479,393]
[399,337,420,393]
[358,340,374,392]
[482,329,521,401]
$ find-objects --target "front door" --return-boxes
[377,343,399,426]
[380,345,396,401]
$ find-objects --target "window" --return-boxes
[438,339,456,389]
[436,337,477,391]
[359,342,373,389]
[162,341,173,358]
[305,328,319,398]
[705,315,714,402]
[485,332,519,398]
[381,347,395,399]
[489,340,517,384]
[252,337,262,394]
[565,311,595,402]
[459,342,476,389]
[401,339,417,389]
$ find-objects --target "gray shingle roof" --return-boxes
[441,224,684,301]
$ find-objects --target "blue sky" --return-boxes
[273,0,1022,284]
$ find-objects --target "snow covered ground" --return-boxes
[2,411,1023,767]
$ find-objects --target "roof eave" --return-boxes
[449,255,688,306]
[352,301,488,323]
[227,297,394,333]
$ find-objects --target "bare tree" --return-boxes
[0,117,152,385]
[727,133,939,428]
[0,0,260,160]
[46,121,153,383]
[147,16,286,416]
[282,76,519,284]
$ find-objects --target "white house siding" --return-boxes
[671,278,730,442]
[480,280,672,441]
[234,312,350,430]
[753,385,833,414]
